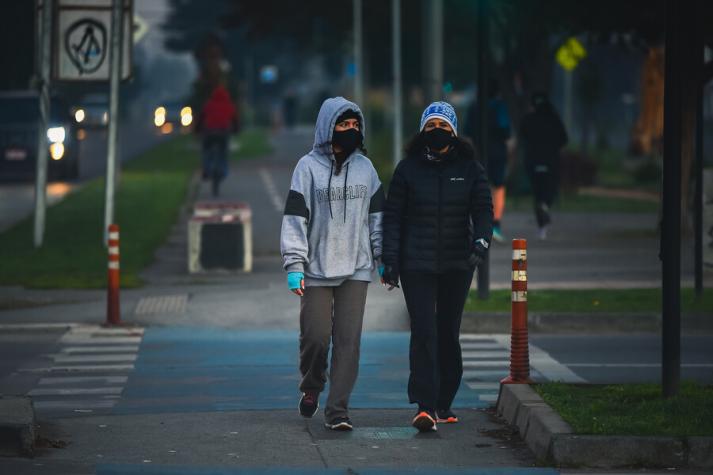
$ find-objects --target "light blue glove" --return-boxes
[287,272,304,291]
[378,264,385,278]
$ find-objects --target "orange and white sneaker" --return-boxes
[436,409,458,424]
[412,410,437,432]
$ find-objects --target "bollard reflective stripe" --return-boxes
[511,291,527,302]
[502,238,532,385]
[107,224,121,325]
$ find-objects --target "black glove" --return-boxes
[468,239,489,269]
[382,264,400,288]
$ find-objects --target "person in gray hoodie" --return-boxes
[280,97,384,431]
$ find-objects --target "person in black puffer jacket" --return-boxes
[381,101,493,433]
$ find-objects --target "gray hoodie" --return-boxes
[280,97,384,285]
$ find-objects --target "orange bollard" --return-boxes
[107,224,121,325]
[501,238,532,384]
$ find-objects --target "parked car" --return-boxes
[71,93,108,129]
[0,91,80,181]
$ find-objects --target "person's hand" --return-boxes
[287,272,305,297]
[381,265,400,290]
[468,239,489,269]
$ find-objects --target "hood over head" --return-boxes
[313,97,366,155]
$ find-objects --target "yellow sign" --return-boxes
[556,37,587,71]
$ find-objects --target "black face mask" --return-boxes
[332,128,361,156]
[424,128,453,151]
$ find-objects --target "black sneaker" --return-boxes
[324,416,353,431]
[412,410,437,432]
[436,408,458,424]
[298,392,319,418]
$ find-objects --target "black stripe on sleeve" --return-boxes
[369,184,385,213]
[284,190,309,220]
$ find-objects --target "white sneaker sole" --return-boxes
[325,421,353,431]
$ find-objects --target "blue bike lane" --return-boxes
[82,327,558,475]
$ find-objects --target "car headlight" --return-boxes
[74,109,85,123]
[49,142,65,160]
[47,126,66,143]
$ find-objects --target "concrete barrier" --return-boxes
[188,201,252,273]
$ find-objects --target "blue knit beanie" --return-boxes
[419,101,458,136]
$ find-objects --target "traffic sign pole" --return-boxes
[103,0,123,244]
[392,0,402,167]
[33,0,53,248]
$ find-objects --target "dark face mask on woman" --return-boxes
[423,127,453,151]
[332,128,362,156]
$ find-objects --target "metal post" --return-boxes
[33,0,53,248]
[431,0,443,100]
[392,0,403,167]
[476,0,490,299]
[423,0,443,102]
[563,70,574,132]
[694,49,704,298]
[104,0,123,243]
[662,0,682,398]
[353,0,364,106]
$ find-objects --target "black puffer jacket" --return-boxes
[383,141,493,273]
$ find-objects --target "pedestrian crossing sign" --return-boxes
[556,37,587,71]
[51,0,133,81]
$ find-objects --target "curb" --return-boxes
[463,312,713,334]
[495,383,713,469]
[0,396,36,457]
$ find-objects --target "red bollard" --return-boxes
[107,224,121,325]
[501,238,532,384]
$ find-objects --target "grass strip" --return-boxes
[464,288,713,314]
[0,129,271,289]
[534,381,713,436]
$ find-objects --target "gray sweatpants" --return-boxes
[299,279,368,422]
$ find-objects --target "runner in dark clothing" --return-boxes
[519,92,568,239]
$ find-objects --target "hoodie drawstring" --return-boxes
[343,163,349,223]
[327,161,334,219]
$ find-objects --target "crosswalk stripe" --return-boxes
[29,387,124,396]
[48,364,135,372]
[59,337,142,345]
[38,376,129,385]
[462,360,510,367]
[25,324,145,417]
[463,369,508,379]
[60,346,140,354]
[33,400,117,410]
[51,354,137,363]
[465,382,500,390]
[462,350,510,358]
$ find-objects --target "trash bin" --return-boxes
[188,201,253,273]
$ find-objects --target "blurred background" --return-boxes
[2,0,712,191]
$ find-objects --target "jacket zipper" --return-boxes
[437,165,443,272]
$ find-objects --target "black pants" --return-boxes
[531,170,557,227]
[400,269,474,412]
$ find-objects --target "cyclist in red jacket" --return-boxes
[196,84,239,196]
